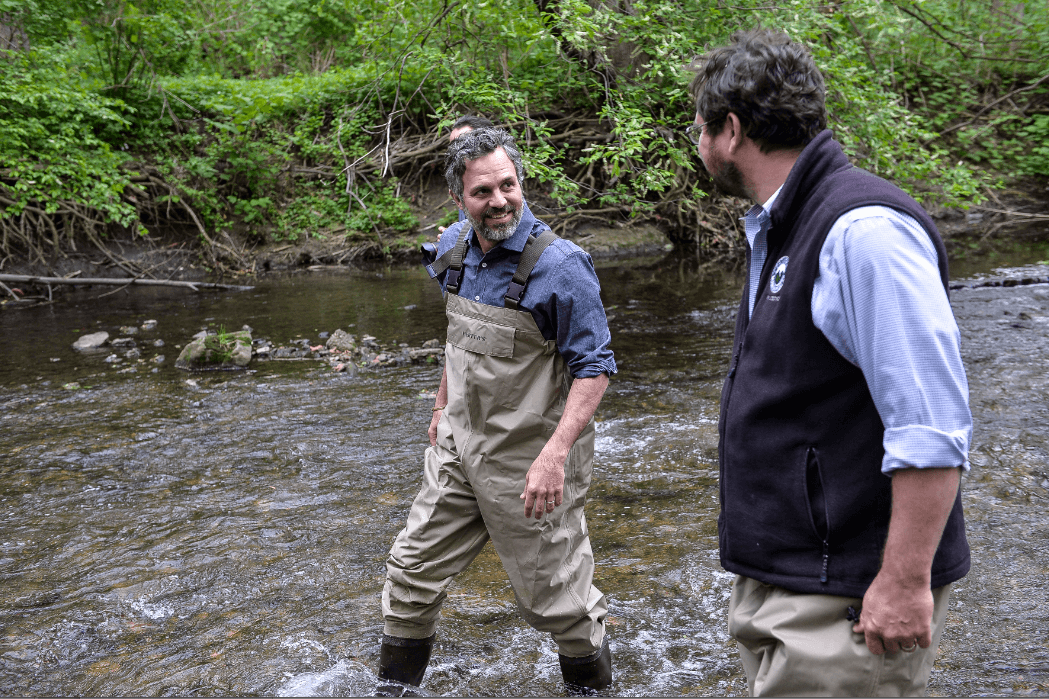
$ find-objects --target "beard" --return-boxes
[466,204,523,244]
[701,150,750,199]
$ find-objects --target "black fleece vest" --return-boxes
[717,130,970,597]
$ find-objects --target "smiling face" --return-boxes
[452,147,524,247]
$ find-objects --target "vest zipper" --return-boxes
[821,540,829,583]
[806,446,831,584]
[728,337,745,379]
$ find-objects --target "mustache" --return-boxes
[484,204,516,218]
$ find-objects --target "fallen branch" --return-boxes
[0,274,253,291]
[0,279,19,299]
[970,205,1049,220]
[935,71,1049,139]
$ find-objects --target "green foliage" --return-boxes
[191,0,359,76]
[0,52,139,229]
[956,106,1049,179]
[3,0,1046,264]
[843,0,1049,189]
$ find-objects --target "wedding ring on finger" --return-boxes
[900,642,917,653]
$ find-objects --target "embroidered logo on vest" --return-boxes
[770,256,789,294]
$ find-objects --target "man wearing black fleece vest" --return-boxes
[688,29,971,696]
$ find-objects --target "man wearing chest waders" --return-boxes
[375,127,616,696]
[694,29,973,696]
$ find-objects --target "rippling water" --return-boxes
[2,251,1049,696]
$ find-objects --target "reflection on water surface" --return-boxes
[1,255,1048,695]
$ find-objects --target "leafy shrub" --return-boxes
[0,52,139,231]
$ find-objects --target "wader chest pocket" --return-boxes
[447,315,515,357]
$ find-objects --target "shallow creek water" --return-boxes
[1,247,1049,696]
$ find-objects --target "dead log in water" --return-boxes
[0,274,253,292]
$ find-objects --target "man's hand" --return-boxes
[852,466,961,654]
[521,447,565,519]
[519,373,608,519]
[428,367,449,447]
[428,410,441,446]
[853,569,934,654]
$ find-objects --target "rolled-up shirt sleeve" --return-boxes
[536,248,617,379]
[812,206,972,475]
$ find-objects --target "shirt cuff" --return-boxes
[882,424,971,475]
[571,358,618,379]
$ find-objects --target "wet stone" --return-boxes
[119,326,139,335]
[175,330,253,372]
[141,320,158,330]
[111,337,136,348]
[325,329,357,353]
[72,332,109,351]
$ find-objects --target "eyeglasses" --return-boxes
[685,122,707,145]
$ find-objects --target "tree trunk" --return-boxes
[0,13,30,55]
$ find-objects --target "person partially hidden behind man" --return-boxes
[375,127,616,696]
[442,114,493,230]
[690,29,973,696]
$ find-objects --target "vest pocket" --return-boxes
[804,446,832,583]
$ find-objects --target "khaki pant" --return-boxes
[382,293,607,658]
[728,575,952,697]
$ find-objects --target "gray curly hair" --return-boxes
[444,127,526,201]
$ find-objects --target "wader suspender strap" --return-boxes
[440,226,472,295]
[504,230,558,309]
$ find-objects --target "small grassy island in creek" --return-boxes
[0,0,1047,293]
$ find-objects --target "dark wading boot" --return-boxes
[559,636,612,696]
[375,633,435,697]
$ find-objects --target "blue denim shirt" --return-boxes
[431,202,616,379]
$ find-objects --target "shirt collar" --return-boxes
[762,185,783,212]
[739,186,780,253]
[741,186,784,221]
[740,185,783,247]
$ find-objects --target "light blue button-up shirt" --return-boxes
[743,190,972,475]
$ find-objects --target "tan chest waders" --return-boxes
[382,228,607,658]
